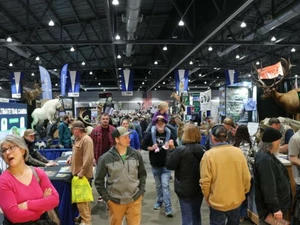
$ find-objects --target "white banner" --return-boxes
[200,90,211,111]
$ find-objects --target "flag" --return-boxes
[39,66,52,99]
[121,69,134,96]
[10,72,24,99]
[67,71,80,97]
[225,69,238,85]
[174,69,189,94]
[257,61,283,79]
[60,64,68,96]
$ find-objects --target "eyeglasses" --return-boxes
[1,145,18,155]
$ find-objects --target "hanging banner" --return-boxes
[192,93,200,113]
[225,70,238,85]
[67,71,80,97]
[257,61,283,79]
[60,64,68,96]
[121,69,134,96]
[200,89,211,111]
[39,66,52,100]
[175,69,189,94]
[10,72,24,99]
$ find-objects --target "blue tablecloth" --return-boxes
[39,148,72,160]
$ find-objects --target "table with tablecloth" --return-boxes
[39,148,72,160]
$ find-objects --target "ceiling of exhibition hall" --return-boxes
[0,0,300,92]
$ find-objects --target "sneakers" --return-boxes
[165,209,173,217]
[153,202,162,210]
[162,142,169,150]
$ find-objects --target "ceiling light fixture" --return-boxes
[112,0,119,5]
[236,54,240,59]
[163,81,165,84]
[48,20,55,26]
[70,47,75,52]
[31,73,34,76]
[9,62,13,67]
[89,71,93,75]
[178,20,184,26]
[55,83,58,86]
[82,61,85,66]
[154,88,157,90]
[291,48,296,52]
[98,83,101,86]
[189,61,193,65]
[240,21,247,28]
[199,73,202,77]
[163,46,167,51]
[54,69,57,71]
[208,46,213,51]
[6,37,12,42]
[271,36,276,41]
[256,61,260,65]
[204,81,207,84]
[35,56,40,61]
[154,61,158,65]
[115,34,120,40]
[142,82,144,85]
[117,54,121,59]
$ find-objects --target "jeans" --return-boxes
[151,166,172,211]
[179,195,203,225]
[151,125,171,145]
[209,206,240,225]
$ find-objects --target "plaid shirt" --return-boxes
[90,125,115,163]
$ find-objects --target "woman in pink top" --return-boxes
[0,134,59,224]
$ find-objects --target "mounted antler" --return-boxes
[78,108,96,126]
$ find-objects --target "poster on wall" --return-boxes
[200,90,211,111]
[192,93,200,113]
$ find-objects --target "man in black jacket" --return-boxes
[141,116,177,217]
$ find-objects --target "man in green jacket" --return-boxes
[58,114,72,148]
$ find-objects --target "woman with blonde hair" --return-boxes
[0,134,59,225]
[166,124,205,225]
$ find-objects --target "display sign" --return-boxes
[0,103,27,139]
[200,90,212,111]
[122,91,133,96]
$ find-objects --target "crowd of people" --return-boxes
[0,101,300,225]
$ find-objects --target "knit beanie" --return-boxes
[262,127,282,143]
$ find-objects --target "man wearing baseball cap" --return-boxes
[200,125,251,225]
[94,126,147,225]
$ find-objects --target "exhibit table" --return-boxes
[39,148,72,160]
[247,155,296,224]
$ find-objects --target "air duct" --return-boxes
[217,1,300,57]
[0,39,31,58]
[122,0,143,57]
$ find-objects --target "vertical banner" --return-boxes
[67,71,80,97]
[225,69,238,85]
[121,69,134,96]
[174,69,189,94]
[39,66,53,100]
[200,89,212,111]
[60,64,68,96]
[10,72,24,99]
[192,93,200,113]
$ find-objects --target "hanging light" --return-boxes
[240,21,247,28]
[208,46,213,51]
[256,61,260,65]
[271,36,276,41]
[70,47,75,52]
[291,48,296,52]
[154,61,158,65]
[6,37,12,42]
[236,54,240,59]
[112,0,119,5]
[98,82,101,86]
[9,62,13,67]
[31,73,35,76]
[115,34,120,40]
[89,71,93,75]
[35,56,40,61]
[189,61,193,65]
[178,20,184,26]
[55,83,58,86]
[54,69,57,71]
[117,54,121,59]
[48,20,55,26]
[163,46,167,51]
[82,61,85,66]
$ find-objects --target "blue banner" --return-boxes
[121,69,134,91]
[174,69,189,94]
[225,69,238,85]
[60,64,68,96]
[10,72,24,99]
[67,71,80,97]
[39,66,53,99]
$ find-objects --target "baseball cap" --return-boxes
[211,125,227,138]
[24,129,36,137]
[154,115,167,124]
[112,127,131,138]
[71,121,85,130]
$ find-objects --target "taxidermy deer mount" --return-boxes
[23,81,43,105]
[251,58,300,115]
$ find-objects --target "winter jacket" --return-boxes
[254,150,291,219]
[24,138,49,167]
[94,146,147,204]
[58,121,72,148]
[166,143,205,198]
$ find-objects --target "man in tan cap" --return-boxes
[67,121,94,225]
[23,129,57,167]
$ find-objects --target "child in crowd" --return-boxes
[151,101,171,152]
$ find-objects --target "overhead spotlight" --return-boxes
[155,88,157,90]
[112,0,119,5]
[217,76,219,79]
[70,47,75,52]
[0,86,2,90]
[207,87,210,89]
[119,75,121,77]
[120,80,122,83]
[55,83,58,86]
[95,77,97,80]
[256,61,260,65]
[240,21,247,28]
[115,34,120,40]
[295,75,298,78]
[9,62,13,67]
[236,54,240,59]
[31,73,34,76]
[188,79,191,82]
[163,46,167,51]
[140,86,142,88]
[54,69,57,71]
[35,56,40,61]
[188,88,190,90]
[154,61,158,65]
[271,36,276,41]
[291,48,296,52]
[6,37,12,42]
[208,46,213,51]
[48,20,55,26]
[84,88,87,91]
[89,71,93,75]
[189,61,193,65]
[204,81,207,84]
[199,73,202,77]
[98,82,101,86]
[178,20,184,26]
[163,81,165,84]
[103,89,106,92]
[248,74,251,77]
[117,54,121,59]
[158,86,160,88]
[118,68,122,70]
[82,61,85,66]
[142,82,145,84]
